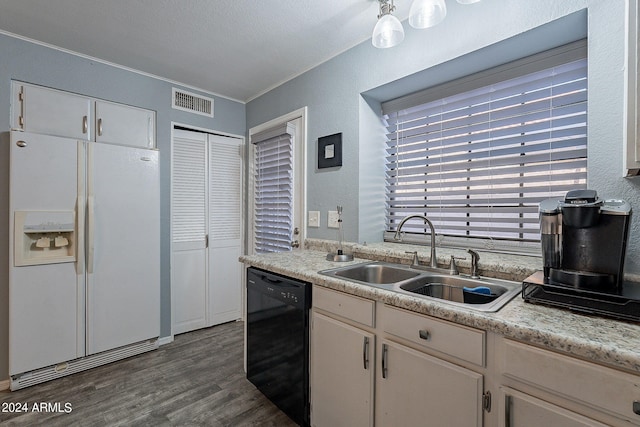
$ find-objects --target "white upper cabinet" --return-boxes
[11,82,155,148]
[14,84,92,140]
[95,100,155,148]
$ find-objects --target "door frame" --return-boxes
[247,107,308,255]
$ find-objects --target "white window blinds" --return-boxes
[252,124,295,253]
[383,42,587,244]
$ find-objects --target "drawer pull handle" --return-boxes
[634,400,640,416]
[362,337,369,370]
[419,329,430,340]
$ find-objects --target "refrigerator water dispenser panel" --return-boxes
[14,210,76,266]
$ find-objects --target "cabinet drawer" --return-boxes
[313,286,375,327]
[382,305,485,366]
[503,339,640,422]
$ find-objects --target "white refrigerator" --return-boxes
[9,131,160,379]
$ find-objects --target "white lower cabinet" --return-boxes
[377,339,483,427]
[310,285,640,427]
[499,387,608,427]
[499,338,640,427]
[310,286,486,427]
[310,312,374,427]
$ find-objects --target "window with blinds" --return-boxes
[383,41,587,247]
[253,131,294,253]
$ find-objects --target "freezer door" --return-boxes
[86,142,160,355]
[8,131,85,375]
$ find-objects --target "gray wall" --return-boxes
[247,0,640,273]
[0,32,246,381]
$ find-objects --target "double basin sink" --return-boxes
[319,261,521,312]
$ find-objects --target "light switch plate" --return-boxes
[308,211,320,228]
[328,211,339,229]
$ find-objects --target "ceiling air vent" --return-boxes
[172,88,214,117]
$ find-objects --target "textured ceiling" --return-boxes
[0,0,410,102]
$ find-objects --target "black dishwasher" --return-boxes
[246,267,311,426]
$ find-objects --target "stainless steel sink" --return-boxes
[319,261,520,312]
[332,263,421,284]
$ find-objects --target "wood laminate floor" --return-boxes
[0,321,298,426]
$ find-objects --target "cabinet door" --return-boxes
[500,387,608,427]
[377,340,483,427]
[20,84,91,140]
[95,100,155,148]
[311,312,374,427]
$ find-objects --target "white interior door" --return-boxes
[208,134,244,325]
[171,128,245,334]
[86,142,160,355]
[8,132,84,375]
[171,129,207,335]
[249,109,306,254]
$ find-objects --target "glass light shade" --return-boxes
[372,13,405,48]
[457,0,481,3]
[408,0,447,29]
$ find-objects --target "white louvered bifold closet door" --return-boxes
[171,129,207,334]
[208,134,243,325]
[171,129,244,334]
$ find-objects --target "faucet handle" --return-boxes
[449,255,466,275]
[405,251,419,267]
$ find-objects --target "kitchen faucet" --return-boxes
[393,214,438,268]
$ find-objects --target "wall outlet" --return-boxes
[308,211,320,228]
[327,211,339,229]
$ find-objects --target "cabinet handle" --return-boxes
[634,400,640,416]
[419,329,430,340]
[97,118,103,136]
[382,343,388,379]
[505,394,512,427]
[362,336,369,370]
[82,115,88,134]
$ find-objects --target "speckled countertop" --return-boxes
[240,239,640,375]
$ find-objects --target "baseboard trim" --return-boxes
[158,335,174,346]
[0,379,9,391]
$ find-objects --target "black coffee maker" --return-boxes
[539,189,631,292]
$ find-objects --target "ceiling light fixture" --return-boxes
[408,0,447,29]
[373,0,481,48]
[372,0,405,49]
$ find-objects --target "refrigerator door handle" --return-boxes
[87,195,95,274]
[76,142,85,273]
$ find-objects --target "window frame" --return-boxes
[382,40,588,254]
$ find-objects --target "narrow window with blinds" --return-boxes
[383,42,587,250]
[253,132,294,253]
